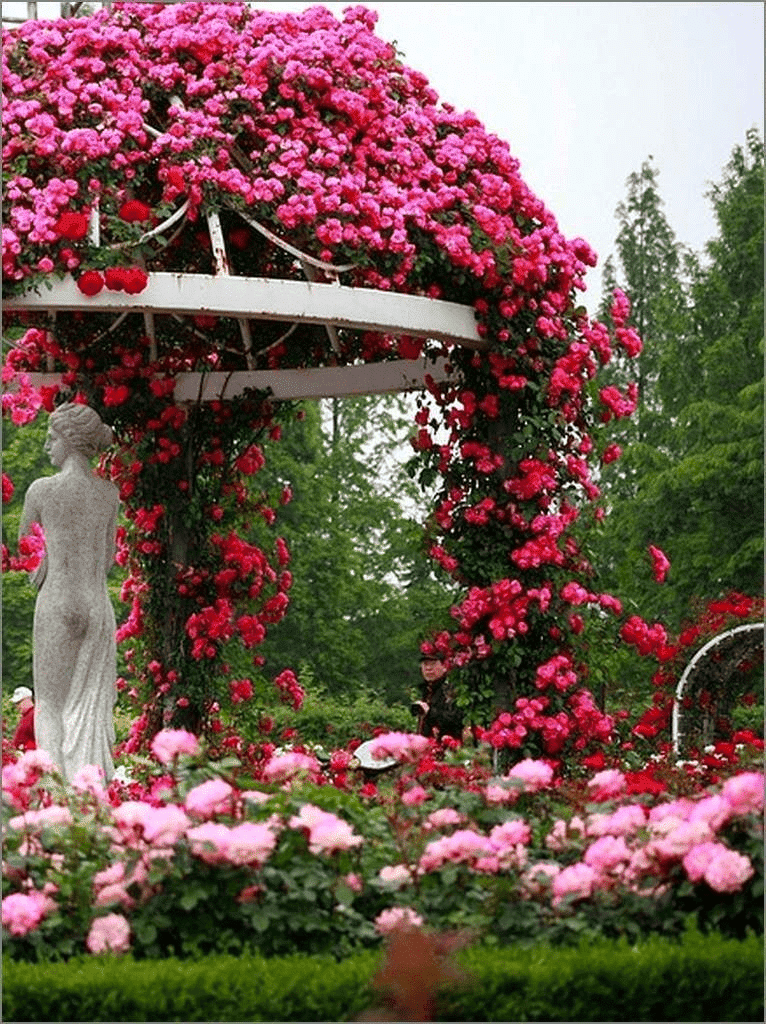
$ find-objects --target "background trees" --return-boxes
[591,130,764,706]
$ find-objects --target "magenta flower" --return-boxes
[2,890,53,936]
[648,545,671,584]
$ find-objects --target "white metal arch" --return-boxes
[672,621,764,756]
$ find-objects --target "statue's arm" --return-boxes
[104,488,120,576]
[19,481,46,589]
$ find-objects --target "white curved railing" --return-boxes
[672,621,764,756]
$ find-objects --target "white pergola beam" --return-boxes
[4,272,485,349]
[21,358,453,403]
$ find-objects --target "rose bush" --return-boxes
[2,728,762,963]
[2,2,660,758]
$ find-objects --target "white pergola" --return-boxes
[5,271,485,401]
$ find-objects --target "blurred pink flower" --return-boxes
[425,808,465,830]
[184,778,234,819]
[584,835,631,871]
[225,822,277,867]
[86,913,131,954]
[289,804,362,855]
[150,729,200,765]
[401,785,429,807]
[141,804,191,846]
[2,890,53,936]
[186,822,232,864]
[721,772,764,816]
[552,862,598,905]
[587,769,626,801]
[702,847,755,893]
[507,758,554,792]
[374,906,424,934]
[262,751,319,783]
[370,732,430,762]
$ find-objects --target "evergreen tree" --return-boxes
[594,133,763,645]
[248,394,453,706]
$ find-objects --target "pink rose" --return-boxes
[721,772,764,817]
[187,822,232,864]
[552,862,598,905]
[184,778,234,819]
[401,785,429,807]
[224,822,277,867]
[587,769,626,801]
[584,835,631,871]
[141,804,191,846]
[507,758,554,792]
[703,848,755,893]
[2,890,53,936]
[86,913,131,955]
[374,906,424,934]
[150,729,200,765]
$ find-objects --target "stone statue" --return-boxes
[19,403,119,783]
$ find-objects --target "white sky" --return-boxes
[3,2,764,311]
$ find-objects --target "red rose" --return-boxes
[54,211,89,241]
[119,200,152,223]
[76,270,105,296]
[104,266,127,291]
[123,267,149,294]
[165,167,186,191]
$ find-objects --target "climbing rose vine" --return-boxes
[4,3,646,759]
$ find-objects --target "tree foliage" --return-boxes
[593,130,763,657]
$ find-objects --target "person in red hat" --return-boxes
[11,686,35,750]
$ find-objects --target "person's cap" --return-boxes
[11,686,33,703]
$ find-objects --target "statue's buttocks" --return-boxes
[20,404,120,783]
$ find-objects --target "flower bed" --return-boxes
[3,729,762,963]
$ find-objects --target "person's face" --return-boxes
[420,659,448,683]
[44,425,69,467]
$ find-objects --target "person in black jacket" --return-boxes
[411,656,464,741]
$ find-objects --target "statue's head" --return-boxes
[47,403,113,461]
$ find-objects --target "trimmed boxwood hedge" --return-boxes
[3,930,763,1022]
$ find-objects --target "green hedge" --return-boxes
[3,931,763,1022]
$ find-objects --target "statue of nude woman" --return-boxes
[19,403,120,782]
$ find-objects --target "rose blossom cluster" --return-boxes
[2,2,657,760]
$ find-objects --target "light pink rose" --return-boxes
[682,841,725,884]
[150,728,200,765]
[552,862,598,905]
[9,805,74,832]
[86,913,131,954]
[650,820,714,860]
[703,848,755,893]
[71,764,108,800]
[141,804,191,846]
[290,805,362,855]
[224,821,277,867]
[374,906,423,934]
[379,864,412,888]
[186,822,232,864]
[425,808,465,830]
[419,829,495,873]
[587,769,626,801]
[688,795,731,832]
[370,732,430,762]
[2,890,53,936]
[490,819,531,848]
[584,835,631,871]
[184,778,234,818]
[111,800,154,837]
[262,751,320,783]
[721,772,764,817]
[507,758,554,792]
[546,816,585,850]
[401,785,429,807]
